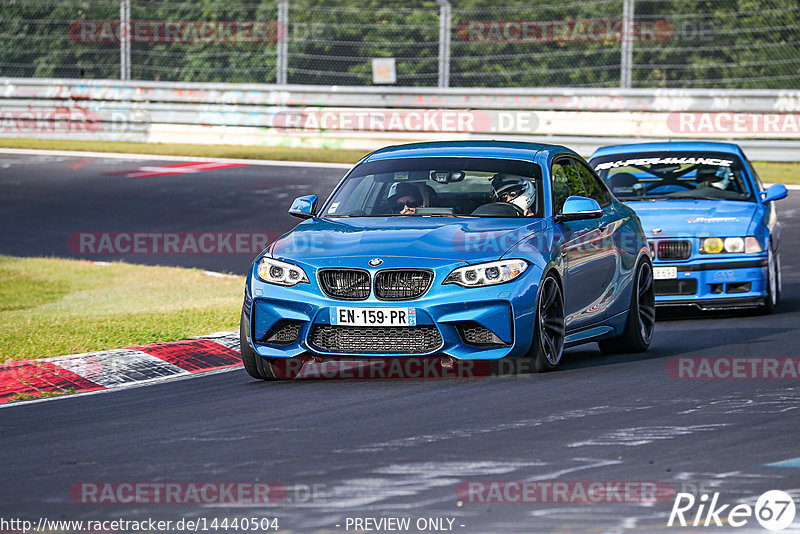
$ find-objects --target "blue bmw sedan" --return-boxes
[589,142,787,313]
[241,141,653,379]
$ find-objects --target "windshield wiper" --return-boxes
[661,195,724,201]
[327,215,399,218]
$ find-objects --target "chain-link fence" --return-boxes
[1,0,798,88]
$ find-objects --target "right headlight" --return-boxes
[256,257,309,286]
[700,237,762,254]
[443,259,528,288]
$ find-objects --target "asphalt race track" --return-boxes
[0,152,348,274]
[2,152,800,533]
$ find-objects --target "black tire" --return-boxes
[760,244,779,314]
[598,258,655,355]
[529,274,566,372]
[240,311,268,380]
[239,311,305,380]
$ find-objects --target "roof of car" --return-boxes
[590,141,744,159]
[362,141,579,163]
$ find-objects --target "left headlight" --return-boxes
[256,257,309,286]
[444,259,528,288]
[700,236,763,254]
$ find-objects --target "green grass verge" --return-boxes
[752,162,800,185]
[0,255,245,362]
[11,389,75,402]
[0,138,365,164]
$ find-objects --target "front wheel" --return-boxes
[760,245,780,314]
[529,274,565,372]
[240,311,304,380]
[598,259,655,354]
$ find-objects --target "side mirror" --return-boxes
[761,184,787,203]
[556,196,603,223]
[288,195,318,219]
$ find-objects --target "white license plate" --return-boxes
[654,267,678,280]
[331,307,416,327]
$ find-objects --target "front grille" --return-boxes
[260,320,302,345]
[374,269,433,300]
[655,279,698,296]
[318,269,371,300]
[458,322,508,347]
[309,325,442,354]
[657,240,691,260]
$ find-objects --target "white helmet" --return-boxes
[710,166,732,190]
[493,176,536,212]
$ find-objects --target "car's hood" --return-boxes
[626,199,756,237]
[270,217,547,264]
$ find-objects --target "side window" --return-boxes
[552,159,586,214]
[743,154,765,193]
[574,159,611,206]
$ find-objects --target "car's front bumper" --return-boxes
[654,255,768,310]
[242,265,544,361]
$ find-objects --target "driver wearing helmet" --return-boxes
[492,175,536,216]
[697,165,732,191]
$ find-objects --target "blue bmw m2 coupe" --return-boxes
[241,141,653,379]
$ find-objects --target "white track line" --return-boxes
[0,147,353,169]
[2,147,797,188]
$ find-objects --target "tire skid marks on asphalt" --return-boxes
[528,507,662,532]
[567,424,729,448]
[337,405,653,454]
[525,469,785,531]
[215,457,624,529]
[676,388,800,415]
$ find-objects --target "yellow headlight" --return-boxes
[703,237,724,254]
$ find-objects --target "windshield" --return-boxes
[322,157,543,218]
[589,151,754,202]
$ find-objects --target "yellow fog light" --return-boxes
[702,237,724,254]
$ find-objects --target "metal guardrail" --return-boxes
[3,77,800,111]
[1,78,799,160]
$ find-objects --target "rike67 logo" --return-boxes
[668,490,796,531]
